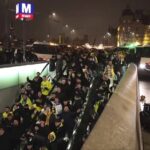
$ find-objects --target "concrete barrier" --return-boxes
[82,64,143,150]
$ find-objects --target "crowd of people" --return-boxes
[140,95,150,131]
[0,48,38,65]
[0,48,128,150]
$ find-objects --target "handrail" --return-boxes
[0,61,46,69]
[48,64,67,95]
[40,61,49,75]
[66,52,104,150]
[66,75,101,150]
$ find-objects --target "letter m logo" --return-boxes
[22,3,31,14]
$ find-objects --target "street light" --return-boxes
[48,12,58,41]
[103,32,112,46]
[106,32,111,37]
[52,12,56,17]
[70,29,76,44]
[49,12,57,20]
[65,24,69,28]
[71,29,75,33]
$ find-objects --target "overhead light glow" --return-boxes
[84,43,92,49]
[139,64,145,69]
[49,42,58,46]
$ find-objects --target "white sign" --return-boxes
[22,3,31,14]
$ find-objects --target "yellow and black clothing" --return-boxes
[19,96,33,109]
[41,80,53,96]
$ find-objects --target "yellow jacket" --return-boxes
[41,80,53,96]
[94,101,102,113]
[2,112,13,119]
[2,112,8,119]
[20,97,32,109]
[32,104,42,112]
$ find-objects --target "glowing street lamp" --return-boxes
[106,32,111,37]
[52,12,56,17]
[65,24,69,28]
[71,29,75,33]
[49,12,57,19]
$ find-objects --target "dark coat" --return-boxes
[0,132,11,150]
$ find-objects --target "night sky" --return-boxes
[0,0,150,42]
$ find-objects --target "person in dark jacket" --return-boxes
[2,112,13,133]
[49,55,56,72]
[10,119,23,149]
[0,124,11,150]
[23,139,34,150]
[56,55,63,78]
[35,91,46,106]
[27,72,42,94]
[61,106,75,137]
[55,118,67,150]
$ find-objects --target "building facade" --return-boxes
[117,6,150,47]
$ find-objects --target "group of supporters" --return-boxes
[0,49,128,150]
[0,49,38,65]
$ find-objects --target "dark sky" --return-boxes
[0,0,150,41]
